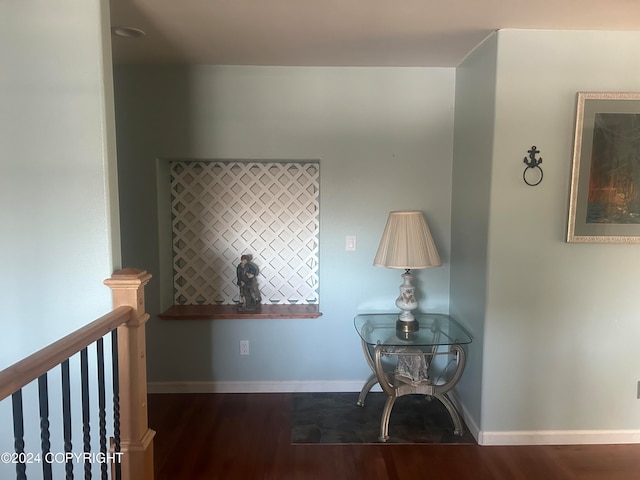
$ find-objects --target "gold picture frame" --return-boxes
[567,92,640,243]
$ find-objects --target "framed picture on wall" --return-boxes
[567,92,640,243]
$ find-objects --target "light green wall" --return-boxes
[451,33,498,430]
[114,66,455,385]
[472,30,640,433]
[0,0,119,367]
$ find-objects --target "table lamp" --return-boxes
[373,211,441,333]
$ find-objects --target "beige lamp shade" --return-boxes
[373,211,442,269]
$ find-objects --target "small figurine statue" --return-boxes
[236,254,261,311]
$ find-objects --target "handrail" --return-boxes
[0,306,132,402]
[0,268,155,480]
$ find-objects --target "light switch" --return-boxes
[346,235,356,251]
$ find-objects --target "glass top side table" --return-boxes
[354,313,472,442]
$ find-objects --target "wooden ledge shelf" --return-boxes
[159,304,322,320]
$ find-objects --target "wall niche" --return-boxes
[160,160,321,319]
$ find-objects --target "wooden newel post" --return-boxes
[104,268,155,480]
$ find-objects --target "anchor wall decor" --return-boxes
[523,145,543,186]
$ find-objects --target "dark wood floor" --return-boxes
[148,393,640,480]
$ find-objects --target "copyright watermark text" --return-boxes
[1,451,122,464]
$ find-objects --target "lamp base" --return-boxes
[396,318,419,333]
[395,270,419,332]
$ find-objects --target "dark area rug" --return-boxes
[291,392,476,444]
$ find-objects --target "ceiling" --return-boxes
[109,0,640,67]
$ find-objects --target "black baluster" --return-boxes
[38,374,53,480]
[96,338,108,480]
[12,389,26,480]
[111,329,121,480]
[61,359,74,479]
[80,347,91,479]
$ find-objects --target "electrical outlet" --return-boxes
[240,340,250,355]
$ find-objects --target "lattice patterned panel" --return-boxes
[170,161,320,305]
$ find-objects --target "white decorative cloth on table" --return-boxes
[391,347,429,385]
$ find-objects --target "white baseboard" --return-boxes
[147,380,382,394]
[147,381,640,445]
[479,430,640,446]
[441,391,640,445]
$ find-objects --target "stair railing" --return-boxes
[0,268,154,480]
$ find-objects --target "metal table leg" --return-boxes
[356,373,378,407]
[358,342,467,442]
